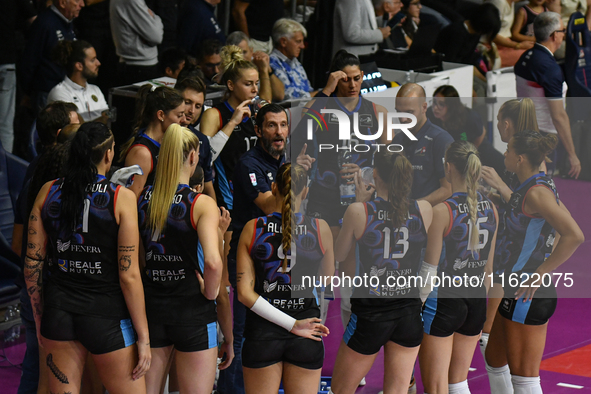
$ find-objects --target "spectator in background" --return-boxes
[375,0,408,50]
[512,0,548,44]
[515,11,581,178]
[269,18,312,101]
[434,3,501,96]
[158,47,187,79]
[487,0,533,67]
[0,0,36,153]
[227,31,283,102]
[178,0,226,58]
[47,40,110,123]
[198,39,223,86]
[145,0,179,52]
[174,77,216,199]
[427,85,505,174]
[333,0,391,59]
[110,0,163,85]
[232,0,285,54]
[19,0,84,112]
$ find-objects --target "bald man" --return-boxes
[392,83,454,206]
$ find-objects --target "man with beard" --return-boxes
[48,40,109,123]
[217,103,287,394]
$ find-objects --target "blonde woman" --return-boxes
[137,124,225,394]
[419,141,499,394]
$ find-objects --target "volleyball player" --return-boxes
[479,98,542,357]
[330,151,432,394]
[119,85,185,196]
[25,122,150,394]
[137,124,225,394]
[485,131,584,394]
[236,163,334,394]
[419,141,498,394]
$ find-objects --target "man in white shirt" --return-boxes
[48,40,109,122]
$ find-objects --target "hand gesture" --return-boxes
[219,207,231,234]
[290,318,330,341]
[296,143,316,171]
[323,71,348,95]
[230,100,252,125]
[480,166,504,191]
[340,163,360,184]
[217,339,235,370]
[252,51,271,73]
[133,339,152,380]
[379,26,391,39]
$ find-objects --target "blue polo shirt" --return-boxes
[392,118,454,200]
[515,43,564,98]
[188,124,214,183]
[177,0,225,57]
[228,144,285,261]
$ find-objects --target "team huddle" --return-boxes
[23,49,584,394]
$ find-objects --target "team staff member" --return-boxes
[48,40,109,123]
[331,151,432,394]
[25,122,150,394]
[392,83,454,206]
[119,85,185,196]
[419,141,498,394]
[237,163,333,394]
[485,131,584,394]
[138,124,226,394]
[217,103,288,394]
[175,77,216,200]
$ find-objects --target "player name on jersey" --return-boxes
[457,200,492,214]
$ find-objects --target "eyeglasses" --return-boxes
[554,29,566,34]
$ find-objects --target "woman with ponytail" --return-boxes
[484,131,583,394]
[137,124,228,394]
[25,122,150,394]
[479,98,544,358]
[236,162,333,394]
[201,45,261,213]
[120,84,185,196]
[330,151,432,394]
[419,141,498,394]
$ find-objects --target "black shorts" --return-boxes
[149,321,218,352]
[343,308,423,355]
[40,306,135,355]
[306,199,346,227]
[498,284,557,325]
[423,292,486,337]
[241,336,324,369]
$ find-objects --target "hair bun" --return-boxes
[221,45,244,72]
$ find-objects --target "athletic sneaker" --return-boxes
[359,377,367,386]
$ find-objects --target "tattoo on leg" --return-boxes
[119,255,132,271]
[46,354,69,384]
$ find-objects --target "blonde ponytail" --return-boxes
[147,124,200,238]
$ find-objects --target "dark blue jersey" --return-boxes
[212,101,258,210]
[126,130,160,188]
[504,173,558,275]
[352,198,427,319]
[439,192,497,294]
[41,176,129,319]
[138,184,216,325]
[244,212,322,340]
[493,171,521,276]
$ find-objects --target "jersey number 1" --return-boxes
[467,217,488,251]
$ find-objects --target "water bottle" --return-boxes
[338,150,356,206]
[360,167,375,187]
[250,96,270,116]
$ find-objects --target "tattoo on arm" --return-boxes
[119,255,132,271]
[118,245,136,253]
[29,214,38,222]
[47,354,69,384]
[28,226,37,235]
[236,272,245,283]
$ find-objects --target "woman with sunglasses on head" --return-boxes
[236,163,333,394]
[419,141,498,394]
[120,85,185,197]
[137,124,225,394]
[330,151,432,394]
[484,131,583,394]
[25,122,150,394]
